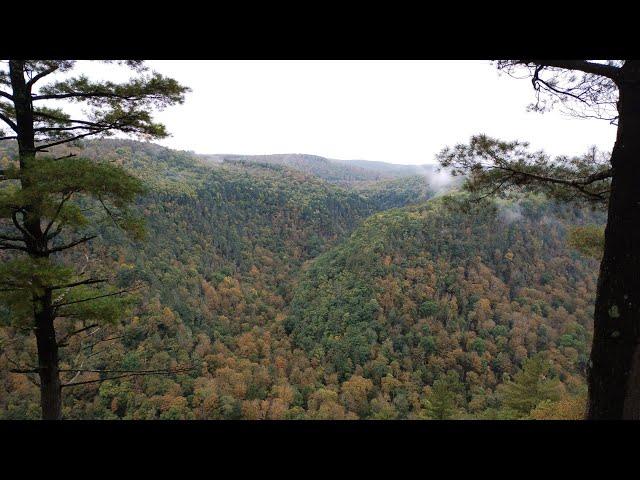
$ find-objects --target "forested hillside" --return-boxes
[202,152,437,186]
[0,140,604,419]
[286,195,603,418]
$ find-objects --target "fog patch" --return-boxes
[418,166,458,194]
[498,203,523,224]
[540,215,560,226]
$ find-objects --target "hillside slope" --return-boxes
[0,140,604,420]
[285,194,604,417]
[202,152,438,186]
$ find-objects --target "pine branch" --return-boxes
[53,287,137,308]
[33,91,140,102]
[486,165,611,201]
[33,110,118,131]
[54,153,76,161]
[12,211,35,241]
[0,233,25,242]
[9,367,39,373]
[61,366,195,388]
[518,60,622,81]
[34,125,103,133]
[6,355,38,373]
[0,240,29,252]
[56,323,100,347]
[43,192,74,239]
[26,65,60,89]
[51,278,107,290]
[46,235,97,254]
[35,131,107,151]
[81,335,125,351]
[0,112,17,132]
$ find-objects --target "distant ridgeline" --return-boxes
[200,152,438,186]
[0,139,603,419]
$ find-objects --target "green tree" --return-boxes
[567,224,604,260]
[499,355,561,418]
[0,60,189,419]
[424,375,458,420]
[438,60,640,419]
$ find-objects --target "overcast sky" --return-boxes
[75,60,617,165]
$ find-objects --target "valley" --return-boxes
[0,140,603,419]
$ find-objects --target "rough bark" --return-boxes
[33,291,62,420]
[588,60,640,419]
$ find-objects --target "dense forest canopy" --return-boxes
[1,139,603,419]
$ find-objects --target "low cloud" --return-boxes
[498,203,523,224]
[417,166,458,193]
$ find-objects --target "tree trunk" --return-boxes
[34,291,62,420]
[9,60,63,419]
[588,61,640,419]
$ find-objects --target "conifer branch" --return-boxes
[26,65,60,89]
[56,323,100,347]
[61,366,195,388]
[47,235,97,254]
[53,286,138,308]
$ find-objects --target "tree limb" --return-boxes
[0,233,25,242]
[53,287,136,308]
[56,323,100,347]
[12,211,35,241]
[518,60,622,81]
[33,91,136,102]
[35,131,108,151]
[0,112,17,132]
[9,367,39,373]
[54,153,77,161]
[51,278,107,291]
[81,335,125,351]
[0,241,29,252]
[26,65,60,89]
[61,367,195,388]
[46,234,97,254]
[43,192,74,239]
[486,164,611,201]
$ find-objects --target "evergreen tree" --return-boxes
[438,60,640,419]
[0,60,189,419]
[499,355,561,418]
[425,375,459,420]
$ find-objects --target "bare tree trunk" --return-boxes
[34,291,62,420]
[588,61,640,419]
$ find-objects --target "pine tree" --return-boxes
[0,60,189,419]
[499,355,561,418]
[424,375,459,420]
[438,60,640,419]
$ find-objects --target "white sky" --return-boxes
[71,60,617,165]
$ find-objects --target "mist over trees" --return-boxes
[0,59,632,421]
[438,60,639,419]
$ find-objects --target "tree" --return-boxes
[529,393,587,420]
[438,60,640,419]
[499,355,561,418]
[0,60,189,419]
[567,225,604,260]
[424,375,458,420]
[340,374,373,417]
